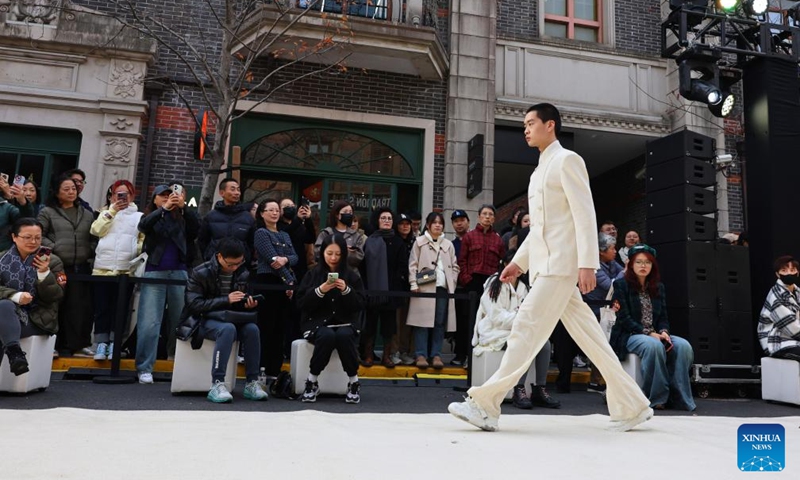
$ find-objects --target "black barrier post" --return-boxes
[453,289,478,393]
[93,275,135,384]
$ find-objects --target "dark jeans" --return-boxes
[0,299,45,351]
[773,346,800,362]
[56,263,94,353]
[93,279,134,344]
[254,273,289,377]
[453,286,471,360]
[362,307,397,352]
[309,325,359,377]
[200,319,260,383]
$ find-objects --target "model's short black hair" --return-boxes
[218,177,239,191]
[217,237,246,259]
[526,103,562,135]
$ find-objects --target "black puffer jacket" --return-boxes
[197,201,255,261]
[295,265,365,337]
[139,206,200,267]
[182,257,250,320]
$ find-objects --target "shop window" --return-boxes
[242,128,414,179]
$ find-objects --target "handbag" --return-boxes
[599,285,616,341]
[415,247,441,285]
[129,252,148,278]
[205,309,258,324]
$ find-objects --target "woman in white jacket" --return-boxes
[473,256,560,409]
[90,180,143,361]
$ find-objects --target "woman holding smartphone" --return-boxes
[610,244,696,411]
[135,183,199,384]
[89,180,143,361]
[295,234,365,404]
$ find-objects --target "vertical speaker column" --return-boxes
[645,130,753,365]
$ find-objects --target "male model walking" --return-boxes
[448,103,653,432]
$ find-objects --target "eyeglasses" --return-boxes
[16,235,42,242]
[634,260,653,266]
[379,216,392,221]
[219,257,244,268]
[72,179,86,185]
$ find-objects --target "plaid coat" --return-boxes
[758,280,800,355]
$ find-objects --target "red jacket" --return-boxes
[457,224,505,286]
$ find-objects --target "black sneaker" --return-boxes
[345,381,361,404]
[512,384,532,409]
[301,380,319,403]
[5,344,29,376]
[530,385,561,409]
[587,382,607,394]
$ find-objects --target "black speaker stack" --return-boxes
[645,130,754,365]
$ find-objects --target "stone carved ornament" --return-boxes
[110,117,134,131]
[104,138,133,163]
[110,61,143,99]
[2,0,64,25]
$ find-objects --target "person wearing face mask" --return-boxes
[314,200,365,272]
[758,255,800,363]
[609,244,696,411]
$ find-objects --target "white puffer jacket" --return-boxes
[91,204,143,273]
[472,274,529,356]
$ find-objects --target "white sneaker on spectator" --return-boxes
[237,355,245,364]
[107,343,114,359]
[448,396,498,431]
[573,355,588,368]
[75,347,95,358]
[207,380,233,403]
[138,372,154,384]
[389,352,402,365]
[94,343,108,360]
[400,353,415,365]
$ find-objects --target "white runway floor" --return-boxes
[2,408,798,480]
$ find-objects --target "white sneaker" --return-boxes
[107,343,114,359]
[207,380,233,403]
[93,343,108,361]
[389,352,402,365]
[448,396,499,432]
[609,407,654,432]
[137,372,154,384]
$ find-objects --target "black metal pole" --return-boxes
[93,275,135,384]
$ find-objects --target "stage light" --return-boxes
[709,92,735,117]
[716,0,739,12]
[742,0,767,16]
[690,80,723,105]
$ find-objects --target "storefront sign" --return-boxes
[467,134,484,199]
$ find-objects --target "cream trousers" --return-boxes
[468,274,650,420]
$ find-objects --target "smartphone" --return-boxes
[662,340,674,353]
[117,192,128,201]
[327,272,339,283]
[0,173,8,183]
[36,246,52,258]
[300,196,310,207]
[13,175,25,186]
[172,184,184,196]
[249,294,265,303]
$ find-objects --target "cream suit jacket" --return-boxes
[512,140,600,277]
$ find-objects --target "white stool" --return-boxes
[0,335,57,393]
[620,353,644,387]
[171,339,238,393]
[290,339,349,395]
[470,350,536,400]
[761,356,800,405]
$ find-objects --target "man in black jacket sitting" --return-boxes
[181,237,267,403]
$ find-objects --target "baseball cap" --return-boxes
[451,209,469,221]
[397,213,412,224]
[153,185,171,196]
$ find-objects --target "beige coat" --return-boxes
[407,234,459,330]
[513,141,600,277]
